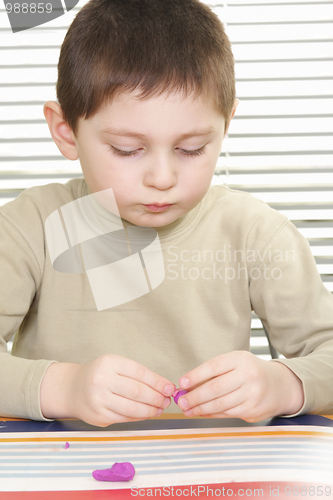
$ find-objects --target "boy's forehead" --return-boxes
[86,89,224,130]
[100,88,214,110]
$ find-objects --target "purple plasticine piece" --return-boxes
[92,462,135,482]
[65,442,70,449]
[173,388,188,405]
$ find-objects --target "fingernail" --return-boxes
[179,398,188,409]
[157,408,163,416]
[164,384,175,396]
[180,377,189,388]
[163,398,170,408]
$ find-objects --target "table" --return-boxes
[1,414,333,499]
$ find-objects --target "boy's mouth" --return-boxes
[144,204,173,212]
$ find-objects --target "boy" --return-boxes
[1,0,333,427]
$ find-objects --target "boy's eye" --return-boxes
[109,146,140,157]
[179,146,206,156]
[108,145,206,157]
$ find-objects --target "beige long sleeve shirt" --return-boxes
[1,177,333,420]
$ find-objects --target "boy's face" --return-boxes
[71,90,228,227]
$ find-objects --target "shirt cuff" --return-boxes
[28,359,59,421]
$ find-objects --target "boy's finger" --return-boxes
[180,379,243,415]
[105,393,164,419]
[179,352,238,390]
[177,370,242,411]
[113,377,171,409]
[113,356,175,397]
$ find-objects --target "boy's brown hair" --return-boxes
[56,0,235,137]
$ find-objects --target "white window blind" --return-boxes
[0,0,332,358]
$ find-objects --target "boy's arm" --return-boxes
[0,210,58,420]
[249,217,333,416]
[173,215,330,422]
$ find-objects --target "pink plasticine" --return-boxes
[92,462,135,482]
[172,388,188,405]
[65,442,70,449]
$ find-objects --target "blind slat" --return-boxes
[226,23,333,42]
[214,4,333,23]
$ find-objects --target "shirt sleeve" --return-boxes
[0,210,58,421]
[248,215,333,417]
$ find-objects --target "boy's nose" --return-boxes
[144,155,177,189]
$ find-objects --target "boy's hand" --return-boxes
[40,354,175,427]
[176,351,304,422]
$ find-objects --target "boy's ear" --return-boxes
[43,101,79,161]
[224,98,239,137]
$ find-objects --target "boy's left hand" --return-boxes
[177,351,304,422]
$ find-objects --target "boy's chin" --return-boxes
[124,213,180,228]
[129,219,174,228]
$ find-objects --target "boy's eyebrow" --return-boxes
[100,126,215,140]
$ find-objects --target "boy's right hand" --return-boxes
[40,354,175,427]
